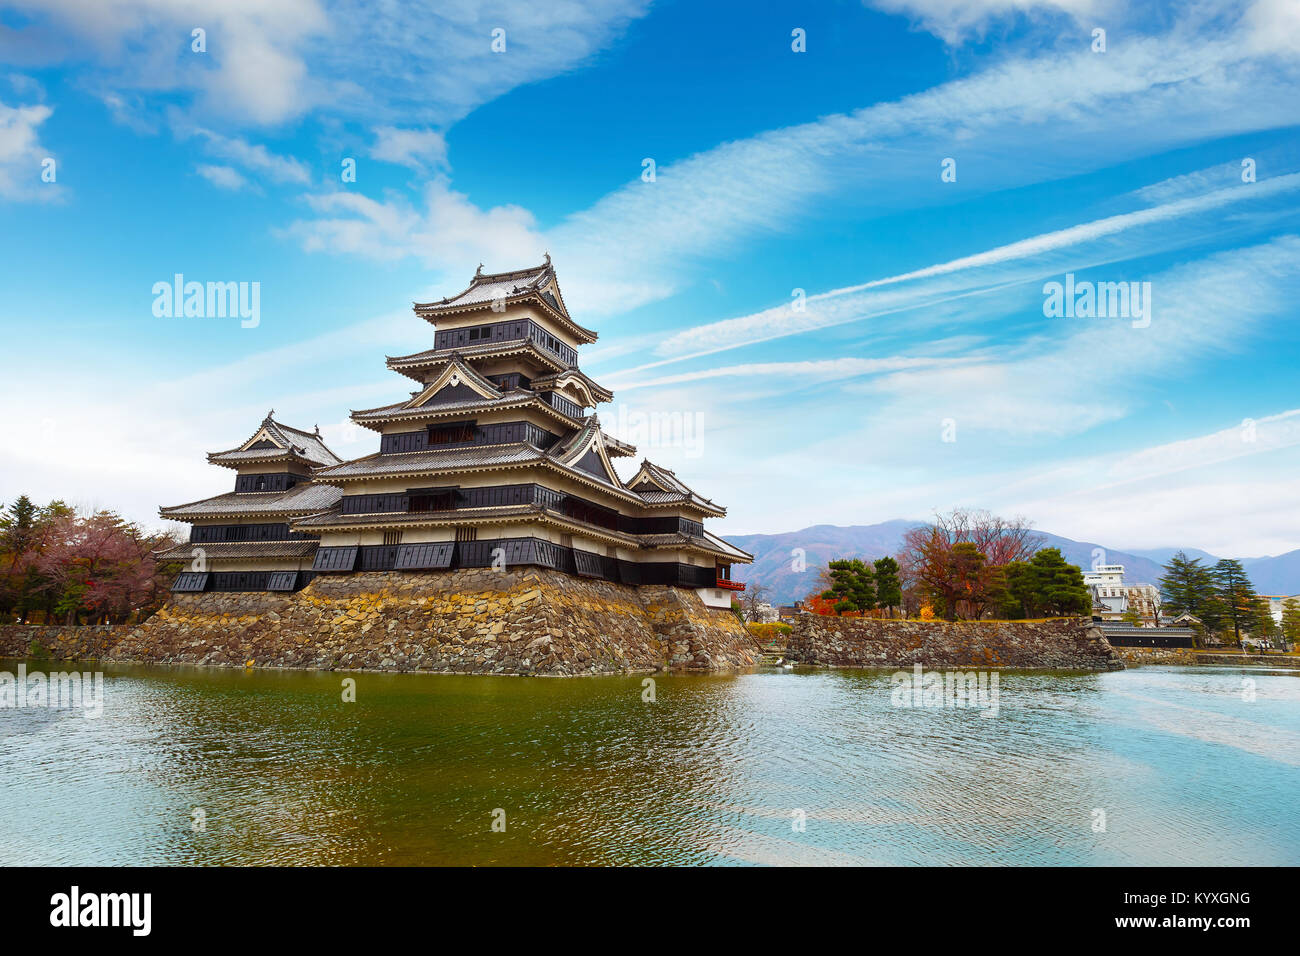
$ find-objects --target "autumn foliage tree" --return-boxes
[898,509,1043,621]
[1,498,182,625]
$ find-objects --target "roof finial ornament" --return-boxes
[543,250,551,266]
[314,424,320,436]
[475,263,483,278]
[265,408,275,422]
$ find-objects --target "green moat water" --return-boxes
[1,660,1297,865]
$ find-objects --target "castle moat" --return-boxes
[2,660,1296,866]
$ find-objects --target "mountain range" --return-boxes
[726,521,1300,605]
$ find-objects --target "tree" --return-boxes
[1029,548,1091,617]
[1280,598,1300,649]
[741,582,772,623]
[1159,552,1219,622]
[873,557,902,617]
[821,559,876,615]
[1212,559,1258,645]
[898,509,1040,621]
[32,510,180,625]
[1250,597,1278,645]
[997,548,1090,618]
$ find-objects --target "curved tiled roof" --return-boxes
[153,540,320,560]
[160,482,342,520]
[411,258,596,343]
[208,414,341,469]
[627,459,726,516]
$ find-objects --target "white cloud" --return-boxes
[0,0,651,128]
[0,98,55,200]
[282,6,1300,319]
[195,163,249,191]
[283,179,544,278]
[181,124,312,185]
[866,0,1108,44]
[370,126,447,171]
[610,357,972,391]
[647,172,1300,363]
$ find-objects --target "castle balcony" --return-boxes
[715,577,746,592]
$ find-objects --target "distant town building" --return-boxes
[777,604,803,623]
[1084,564,1161,625]
[1259,594,1300,626]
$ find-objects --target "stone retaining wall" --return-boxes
[1115,645,1197,666]
[0,624,127,661]
[785,616,1122,670]
[1,569,759,676]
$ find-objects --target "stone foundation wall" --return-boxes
[0,624,127,661]
[1115,645,1197,666]
[785,616,1122,670]
[2,569,760,676]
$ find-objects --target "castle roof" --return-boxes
[207,413,341,469]
[159,482,343,522]
[153,540,320,561]
[626,459,726,516]
[412,257,597,344]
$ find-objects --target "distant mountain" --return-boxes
[1241,550,1300,595]
[728,521,922,606]
[1122,546,1220,565]
[728,522,1299,604]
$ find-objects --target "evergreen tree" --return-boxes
[1160,551,1224,632]
[1000,560,1038,618]
[873,557,902,616]
[1212,559,1257,645]
[1160,552,1210,616]
[1027,547,1092,617]
[1250,597,1278,643]
[1280,598,1300,649]
[0,495,37,552]
[821,559,876,615]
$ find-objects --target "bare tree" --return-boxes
[741,582,772,623]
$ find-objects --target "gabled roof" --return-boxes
[602,432,636,458]
[411,256,596,344]
[627,459,726,516]
[549,415,624,488]
[528,367,613,405]
[406,355,503,405]
[208,413,341,469]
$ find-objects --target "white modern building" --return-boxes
[1085,564,1161,625]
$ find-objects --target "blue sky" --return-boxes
[2,0,1299,557]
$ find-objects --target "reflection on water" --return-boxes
[1,660,1297,865]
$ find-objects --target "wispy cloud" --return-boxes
[647,172,1300,362]
[0,0,652,129]
[195,163,249,191]
[0,96,56,200]
[370,126,447,171]
[283,4,1300,319]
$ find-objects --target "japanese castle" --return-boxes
[159,258,750,608]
